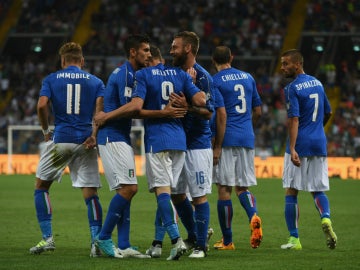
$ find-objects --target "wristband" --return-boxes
[42,128,50,135]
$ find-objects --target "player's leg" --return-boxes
[146,207,165,258]
[30,142,68,254]
[281,187,302,250]
[235,147,262,248]
[30,179,55,254]
[215,184,235,249]
[309,157,336,249]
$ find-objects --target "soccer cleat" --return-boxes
[183,238,196,251]
[95,238,123,258]
[213,238,224,249]
[166,238,187,261]
[214,241,235,250]
[321,218,337,249]
[189,246,206,258]
[118,247,151,258]
[29,237,55,254]
[250,214,263,248]
[145,244,162,258]
[281,236,302,250]
[90,243,101,257]
[206,227,214,251]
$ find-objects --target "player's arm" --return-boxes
[213,106,226,165]
[84,96,104,149]
[137,102,188,119]
[288,117,300,167]
[37,95,51,141]
[252,105,262,126]
[171,91,211,119]
[94,97,144,126]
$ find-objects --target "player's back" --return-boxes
[285,74,330,156]
[134,63,200,153]
[213,67,261,148]
[42,66,104,143]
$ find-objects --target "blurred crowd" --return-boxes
[0,0,359,158]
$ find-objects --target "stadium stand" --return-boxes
[0,0,358,158]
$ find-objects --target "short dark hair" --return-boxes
[281,49,303,65]
[174,31,200,56]
[124,34,151,58]
[150,45,162,60]
[212,46,231,65]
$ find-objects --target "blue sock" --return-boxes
[99,193,128,240]
[313,192,330,219]
[217,200,233,245]
[154,207,166,242]
[117,201,131,249]
[194,202,210,249]
[174,197,196,241]
[157,193,180,241]
[285,195,299,238]
[85,195,102,243]
[34,189,52,239]
[238,191,257,222]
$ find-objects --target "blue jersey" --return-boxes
[97,61,135,145]
[133,63,201,153]
[284,74,331,156]
[183,63,214,149]
[210,87,225,138]
[213,67,262,148]
[39,65,105,144]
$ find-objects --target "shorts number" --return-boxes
[196,171,205,185]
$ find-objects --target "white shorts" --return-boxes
[282,153,329,192]
[98,142,137,191]
[213,147,257,187]
[36,141,101,188]
[145,150,185,192]
[173,148,213,198]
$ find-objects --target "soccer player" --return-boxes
[279,49,337,250]
[169,31,214,258]
[29,42,104,256]
[94,48,206,260]
[95,34,151,258]
[211,45,263,250]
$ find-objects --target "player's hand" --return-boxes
[83,136,96,149]
[163,102,187,118]
[170,92,188,109]
[213,146,222,166]
[290,151,300,167]
[94,111,107,127]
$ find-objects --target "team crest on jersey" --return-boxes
[125,86,132,97]
[128,169,134,177]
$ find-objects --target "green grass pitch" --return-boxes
[0,175,359,270]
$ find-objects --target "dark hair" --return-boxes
[212,46,231,64]
[174,31,200,55]
[281,49,303,65]
[124,34,151,58]
[150,45,162,60]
